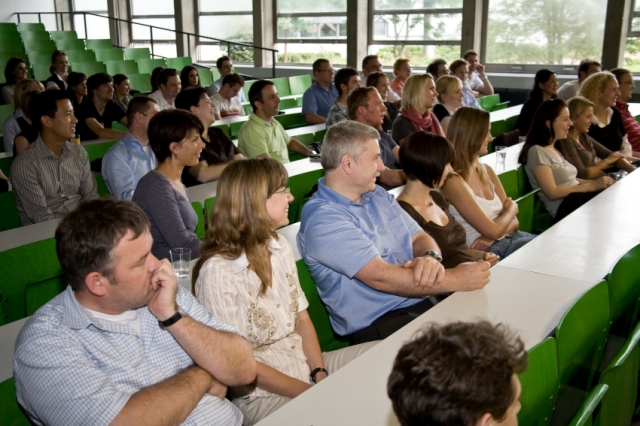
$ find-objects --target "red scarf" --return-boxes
[401,109,444,136]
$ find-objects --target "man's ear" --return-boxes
[83,271,109,297]
[475,413,493,426]
[41,115,52,130]
[341,153,354,175]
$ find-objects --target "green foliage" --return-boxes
[277,48,345,64]
[374,45,459,66]
[226,31,254,63]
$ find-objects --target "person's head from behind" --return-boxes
[393,58,412,81]
[56,198,160,310]
[219,73,245,100]
[87,72,114,102]
[530,69,558,100]
[14,79,44,113]
[449,59,469,83]
[158,68,181,99]
[248,80,279,115]
[436,75,464,108]
[362,55,382,77]
[366,71,390,101]
[126,96,158,132]
[148,109,204,166]
[401,74,437,114]
[50,50,68,76]
[567,96,594,136]
[150,66,164,92]
[67,72,88,98]
[446,107,492,178]
[518,99,570,164]
[387,320,527,426]
[180,65,200,88]
[578,59,601,82]
[348,86,386,128]
[610,68,635,103]
[400,132,454,189]
[4,57,28,85]
[113,74,131,99]
[427,58,449,80]
[175,86,216,128]
[578,71,619,109]
[334,67,361,98]
[20,90,43,121]
[29,90,77,139]
[216,55,233,77]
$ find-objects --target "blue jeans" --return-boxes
[486,231,536,259]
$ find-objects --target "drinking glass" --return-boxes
[495,146,507,166]
[169,248,191,279]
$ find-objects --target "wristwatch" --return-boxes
[424,250,443,263]
[158,306,187,330]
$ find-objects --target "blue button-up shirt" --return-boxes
[102,132,158,200]
[301,82,338,119]
[297,178,424,335]
[13,286,244,426]
[461,86,482,109]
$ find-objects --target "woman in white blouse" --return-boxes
[193,158,376,426]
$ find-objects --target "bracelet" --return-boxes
[424,250,443,263]
[310,367,328,383]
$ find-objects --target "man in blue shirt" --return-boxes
[297,121,490,344]
[102,97,159,200]
[301,58,338,124]
[13,198,256,426]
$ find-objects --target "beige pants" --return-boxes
[234,341,379,426]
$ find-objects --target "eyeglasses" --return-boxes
[274,187,291,195]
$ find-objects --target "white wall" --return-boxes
[1,0,56,28]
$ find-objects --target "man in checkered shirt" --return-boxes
[13,198,257,425]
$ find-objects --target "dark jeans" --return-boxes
[555,190,602,223]
[487,231,536,259]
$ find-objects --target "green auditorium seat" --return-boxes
[0,192,21,232]
[94,48,124,62]
[54,39,85,51]
[136,58,166,74]
[17,23,45,32]
[0,156,13,178]
[0,43,26,54]
[192,201,205,241]
[70,61,106,77]
[0,378,31,425]
[274,112,307,130]
[31,62,53,81]
[479,94,500,111]
[204,196,216,221]
[229,121,243,139]
[123,47,151,60]
[19,31,51,41]
[49,30,78,41]
[85,39,113,50]
[105,60,139,76]
[287,169,324,223]
[166,57,192,70]
[0,23,18,32]
[94,174,111,197]
[197,67,214,87]
[0,105,14,128]
[26,50,53,66]
[23,39,55,53]
[606,244,640,337]
[0,32,23,43]
[83,140,118,162]
[127,73,152,93]
[289,75,312,95]
[279,98,297,110]
[271,77,291,97]
[65,49,96,63]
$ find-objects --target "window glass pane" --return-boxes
[74,0,108,11]
[199,0,252,12]
[372,13,460,41]
[131,42,177,59]
[374,0,462,11]
[633,17,640,32]
[370,44,459,67]
[277,17,347,39]
[131,0,175,16]
[74,14,110,40]
[275,42,346,65]
[132,19,176,40]
[198,16,253,42]
[635,0,640,12]
[278,0,346,14]
[486,0,606,64]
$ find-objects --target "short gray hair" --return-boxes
[321,121,380,171]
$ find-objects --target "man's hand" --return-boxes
[475,63,486,78]
[483,252,500,267]
[207,375,228,399]
[448,261,491,291]
[403,256,445,289]
[148,259,179,321]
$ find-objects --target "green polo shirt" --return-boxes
[237,113,290,163]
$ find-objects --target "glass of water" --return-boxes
[519,136,527,145]
[170,248,191,279]
[495,146,507,166]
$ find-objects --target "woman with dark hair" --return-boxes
[132,109,205,259]
[518,99,614,221]
[13,90,43,156]
[2,79,43,153]
[392,73,443,144]
[112,73,132,112]
[45,50,69,91]
[397,132,499,268]
[2,57,28,105]
[193,158,376,426]
[515,69,558,135]
[150,66,164,93]
[180,65,201,89]
[66,72,87,109]
[366,71,398,132]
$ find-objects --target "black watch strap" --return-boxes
[158,308,185,329]
[424,250,443,262]
[310,367,328,383]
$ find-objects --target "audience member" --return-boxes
[211,73,245,118]
[557,96,635,179]
[517,99,614,221]
[366,71,398,133]
[558,59,602,100]
[426,58,450,80]
[362,55,401,104]
[2,79,42,153]
[76,73,127,141]
[180,65,201,90]
[13,197,256,426]
[101,97,159,200]
[387,321,527,426]
[175,86,243,186]
[238,80,310,163]
[132,109,204,260]
[2,57,28,105]
[348,86,405,189]
[13,90,43,156]
[515,69,558,135]
[449,59,482,109]
[45,50,69,91]
[302,59,338,124]
[150,66,164,92]
[611,68,640,152]
[209,56,246,101]
[297,120,490,344]
[392,74,443,144]
[149,68,181,111]
[463,50,494,97]
[193,158,377,425]
[397,132,499,268]
[389,58,412,98]
[10,90,98,225]
[113,73,132,112]
[326,66,361,128]
[579,71,640,158]
[434,75,464,134]
[443,107,535,258]
[66,71,87,109]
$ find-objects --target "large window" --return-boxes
[485,0,607,67]
[275,0,347,64]
[370,0,462,66]
[197,0,254,62]
[130,0,177,58]
[73,0,110,40]
[626,0,640,71]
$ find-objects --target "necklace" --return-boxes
[403,189,434,207]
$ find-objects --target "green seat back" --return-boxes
[490,119,507,138]
[105,60,139,76]
[26,50,53,66]
[0,33,23,43]
[191,201,205,241]
[17,23,45,32]
[197,67,214,87]
[0,192,21,232]
[516,165,530,197]
[0,23,18,32]
[229,121,244,139]
[568,384,608,426]
[289,75,312,95]
[605,244,640,336]
[123,47,150,60]
[295,259,349,352]
[0,378,31,426]
[294,133,314,147]
[83,140,117,162]
[507,115,519,132]
[127,73,152,93]
[204,197,216,220]
[85,39,113,50]
[211,123,229,136]
[518,338,558,426]
[71,61,106,77]
[271,77,291,97]
[243,80,257,96]
[136,58,166,74]
[25,275,67,316]
[498,169,518,199]
[19,31,51,41]
[515,190,537,234]
[274,113,307,130]
[314,129,326,142]
[55,39,85,51]
[479,94,500,111]
[493,101,510,111]
[0,43,26,54]
[287,169,324,223]
[0,105,15,128]
[295,196,312,224]
[31,62,52,81]
[65,49,96,63]
[212,67,221,80]
[94,48,123,62]
[242,103,252,115]
[279,98,297,110]
[94,173,111,197]
[49,30,78,41]
[166,57,192,70]
[0,156,13,178]
[23,39,55,52]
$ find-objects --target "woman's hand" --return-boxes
[483,252,500,266]
[470,236,495,251]
[594,176,615,190]
[604,152,623,166]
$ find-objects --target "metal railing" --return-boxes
[13,11,278,77]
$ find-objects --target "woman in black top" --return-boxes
[66,72,87,110]
[45,50,69,91]
[515,69,558,135]
[433,75,464,134]
[366,71,398,133]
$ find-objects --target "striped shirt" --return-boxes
[326,102,349,128]
[10,137,98,225]
[615,101,640,152]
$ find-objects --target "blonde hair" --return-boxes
[13,79,44,111]
[578,71,616,105]
[401,73,435,115]
[436,75,462,103]
[446,107,491,184]
[567,96,594,120]
[192,158,288,296]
